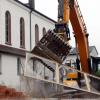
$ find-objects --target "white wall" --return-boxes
[0,0,55,51]
[31,12,55,49]
[0,0,55,91]
[0,54,20,89]
[0,0,30,50]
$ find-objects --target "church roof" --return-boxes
[14,0,56,23]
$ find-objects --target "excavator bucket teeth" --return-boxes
[31,31,71,64]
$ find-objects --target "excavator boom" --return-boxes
[69,0,90,73]
[60,0,90,73]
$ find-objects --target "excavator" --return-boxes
[57,0,90,73]
[57,0,100,90]
[32,0,100,91]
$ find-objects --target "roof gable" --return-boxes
[69,46,98,55]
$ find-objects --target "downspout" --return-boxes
[29,0,35,51]
[30,10,32,51]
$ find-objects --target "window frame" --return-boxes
[35,24,39,45]
[43,27,46,36]
[5,11,11,45]
[20,17,25,48]
[17,57,22,75]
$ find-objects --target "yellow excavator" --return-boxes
[33,0,100,90]
[56,0,87,82]
[57,0,100,90]
[57,0,89,73]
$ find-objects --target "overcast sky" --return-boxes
[20,0,100,55]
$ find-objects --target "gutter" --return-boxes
[30,10,32,51]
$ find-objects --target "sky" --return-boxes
[20,0,100,56]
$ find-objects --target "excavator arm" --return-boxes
[58,0,90,73]
[69,0,90,73]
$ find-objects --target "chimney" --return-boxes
[29,0,35,10]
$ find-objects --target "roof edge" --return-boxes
[14,0,56,23]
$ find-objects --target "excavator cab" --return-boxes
[63,60,79,87]
[65,60,78,80]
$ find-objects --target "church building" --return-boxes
[0,0,55,90]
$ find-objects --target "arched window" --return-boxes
[20,17,25,48]
[43,27,46,36]
[5,11,11,45]
[35,24,39,45]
